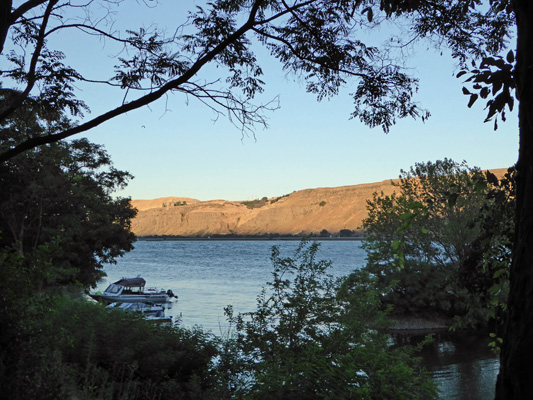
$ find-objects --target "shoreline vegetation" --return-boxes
[1,158,506,399]
[135,237,457,333]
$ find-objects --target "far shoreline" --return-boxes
[137,235,364,241]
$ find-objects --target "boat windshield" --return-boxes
[104,284,122,294]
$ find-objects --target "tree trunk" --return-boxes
[495,1,533,398]
[0,0,11,55]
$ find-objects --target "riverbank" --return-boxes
[389,316,453,333]
[137,235,364,241]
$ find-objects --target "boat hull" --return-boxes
[90,293,170,304]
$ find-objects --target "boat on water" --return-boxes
[89,276,176,304]
[107,301,173,325]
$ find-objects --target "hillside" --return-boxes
[131,169,508,237]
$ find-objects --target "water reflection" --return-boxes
[396,331,499,400]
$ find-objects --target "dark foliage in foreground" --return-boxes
[0,294,219,400]
[0,242,438,400]
[223,241,438,399]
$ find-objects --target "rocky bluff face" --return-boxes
[131,169,507,237]
[131,179,398,237]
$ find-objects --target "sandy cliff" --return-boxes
[131,169,508,237]
[131,178,399,236]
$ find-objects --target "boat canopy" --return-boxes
[113,277,146,287]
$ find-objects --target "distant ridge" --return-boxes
[131,168,508,237]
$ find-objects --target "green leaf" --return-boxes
[409,201,425,210]
[490,284,502,295]
[492,268,507,279]
[399,211,413,221]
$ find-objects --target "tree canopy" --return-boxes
[0,90,136,288]
[0,136,137,289]
[0,0,514,162]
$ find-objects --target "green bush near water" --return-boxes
[348,159,514,330]
[222,241,438,399]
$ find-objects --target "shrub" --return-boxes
[0,294,220,400]
[224,241,438,399]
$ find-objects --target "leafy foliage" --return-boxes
[0,95,142,397]
[354,159,514,328]
[2,0,482,161]
[364,160,488,268]
[0,1,518,163]
[0,294,220,400]
[458,167,515,329]
[0,137,136,289]
[0,240,440,400]
[459,52,516,130]
[224,241,438,399]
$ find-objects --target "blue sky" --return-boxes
[63,1,518,201]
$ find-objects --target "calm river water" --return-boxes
[98,239,499,399]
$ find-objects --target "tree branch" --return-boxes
[0,0,58,122]
[0,0,266,162]
[11,0,50,23]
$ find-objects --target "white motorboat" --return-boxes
[90,276,176,304]
[107,301,173,325]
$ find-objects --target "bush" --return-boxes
[361,259,467,318]
[358,160,514,328]
[0,294,220,400]
[223,241,438,399]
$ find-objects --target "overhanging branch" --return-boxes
[0,0,266,162]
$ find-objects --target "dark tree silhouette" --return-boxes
[1,1,531,397]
